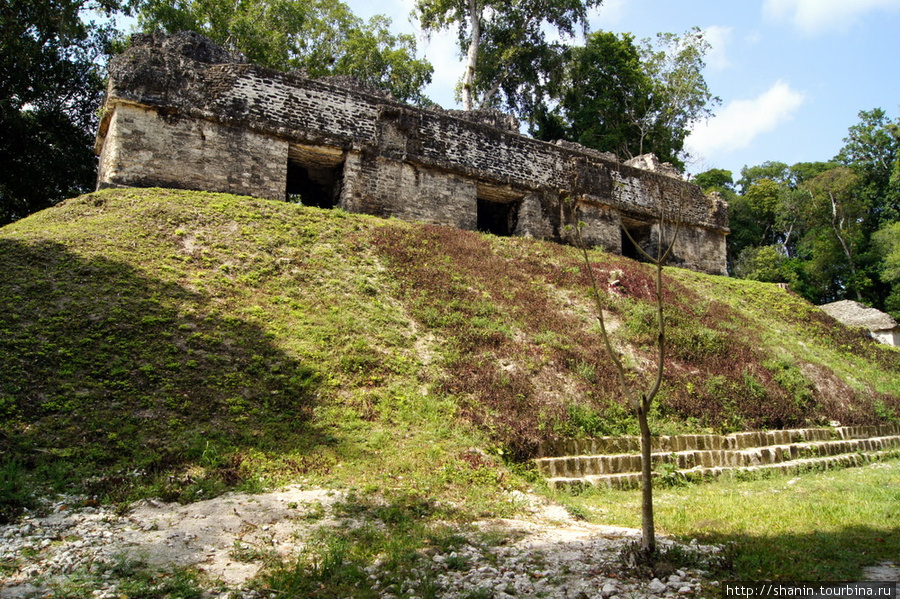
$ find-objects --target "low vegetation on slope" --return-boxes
[1,188,899,520]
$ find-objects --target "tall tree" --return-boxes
[798,166,869,301]
[835,108,900,226]
[138,0,433,105]
[535,31,651,157]
[633,28,719,169]
[536,28,717,170]
[414,0,600,112]
[830,109,900,310]
[0,0,127,224]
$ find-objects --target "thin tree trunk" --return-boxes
[573,190,681,560]
[782,220,795,258]
[638,250,666,556]
[829,190,862,301]
[461,0,480,111]
[638,401,655,554]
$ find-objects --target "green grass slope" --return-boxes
[2,188,898,517]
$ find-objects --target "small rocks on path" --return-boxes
[1,487,723,599]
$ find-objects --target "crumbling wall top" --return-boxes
[315,75,394,101]
[433,107,521,133]
[126,30,248,65]
[553,140,617,163]
[624,153,683,180]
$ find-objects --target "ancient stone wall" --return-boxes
[95,32,730,275]
[97,103,287,199]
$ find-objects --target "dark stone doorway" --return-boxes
[621,219,654,262]
[477,197,521,236]
[286,144,345,208]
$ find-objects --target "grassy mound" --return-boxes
[1,188,898,518]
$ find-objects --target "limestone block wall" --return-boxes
[97,103,287,199]
[564,200,623,253]
[341,152,478,230]
[95,32,730,275]
[670,226,729,274]
[513,191,558,241]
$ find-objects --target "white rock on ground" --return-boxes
[0,487,723,598]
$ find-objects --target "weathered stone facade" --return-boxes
[95,32,729,275]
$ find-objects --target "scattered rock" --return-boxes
[0,489,719,598]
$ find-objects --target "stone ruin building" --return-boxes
[94,32,729,275]
[820,300,900,347]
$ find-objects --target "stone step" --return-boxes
[534,435,900,479]
[538,424,900,458]
[546,450,900,490]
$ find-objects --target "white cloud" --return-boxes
[701,25,733,71]
[763,0,900,34]
[685,81,806,160]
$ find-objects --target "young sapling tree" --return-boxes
[569,185,682,556]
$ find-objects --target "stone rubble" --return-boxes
[367,522,719,599]
[0,489,722,599]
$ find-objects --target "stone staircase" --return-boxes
[535,424,900,490]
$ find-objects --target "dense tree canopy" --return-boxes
[0,0,127,225]
[693,168,735,195]
[532,31,648,157]
[138,0,434,105]
[414,0,600,113]
[534,28,718,170]
[712,108,900,318]
[835,108,900,226]
[874,221,900,315]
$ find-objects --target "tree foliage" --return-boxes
[414,0,600,112]
[634,28,719,168]
[693,168,735,195]
[533,31,649,157]
[535,28,718,170]
[836,108,900,226]
[138,0,434,104]
[874,221,900,315]
[0,0,127,224]
[733,245,799,286]
[722,108,900,317]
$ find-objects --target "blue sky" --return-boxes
[346,0,900,179]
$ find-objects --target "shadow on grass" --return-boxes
[699,525,900,581]
[0,239,326,513]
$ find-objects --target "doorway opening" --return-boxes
[621,218,654,262]
[476,185,524,236]
[286,144,345,208]
[477,197,521,236]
